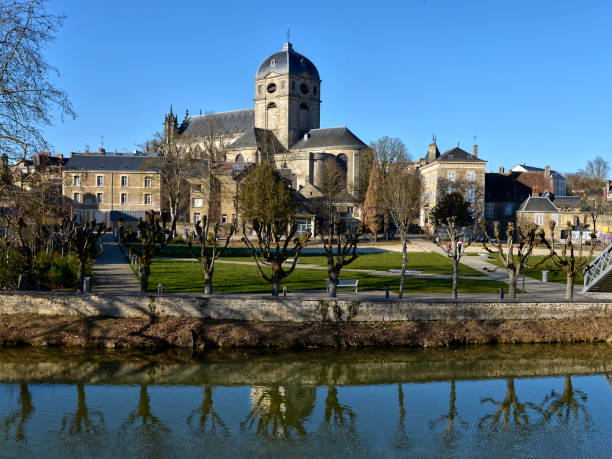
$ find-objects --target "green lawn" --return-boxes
[488,254,592,284]
[146,259,508,294]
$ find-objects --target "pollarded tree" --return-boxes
[541,219,595,299]
[380,162,422,298]
[480,221,545,299]
[119,210,177,293]
[361,165,383,241]
[66,218,105,292]
[430,192,474,299]
[239,163,310,296]
[316,158,361,298]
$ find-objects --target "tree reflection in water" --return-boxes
[479,378,534,431]
[121,384,170,447]
[540,375,590,425]
[1,383,34,443]
[187,386,228,436]
[60,383,104,436]
[429,379,467,444]
[391,383,413,451]
[242,385,315,438]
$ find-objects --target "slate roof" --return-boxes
[511,164,564,178]
[256,42,320,80]
[64,154,160,172]
[553,195,581,209]
[518,196,559,213]
[291,127,367,150]
[180,109,254,137]
[436,147,486,163]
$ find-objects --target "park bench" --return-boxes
[388,269,424,277]
[326,279,359,293]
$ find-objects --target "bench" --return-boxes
[479,253,490,260]
[326,279,359,293]
[388,269,423,278]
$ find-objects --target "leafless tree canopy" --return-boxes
[0,0,75,159]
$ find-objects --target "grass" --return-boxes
[488,254,592,284]
[146,259,508,294]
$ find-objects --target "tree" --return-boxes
[582,156,610,232]
[379,162,422,298]
[316,158,361,298]
[541,219,595,299]
[0,0,76,160]
[540,375,590,425]
[479,378,532,431]
[239,163,310,296]
[118,210,177,293]
[430,192,474,299]
[66,218,104,292]
[361,165,383,241]
[480,221,545,298]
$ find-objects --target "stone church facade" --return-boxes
[164,41,368,218]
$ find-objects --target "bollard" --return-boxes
[385,287,389,299]
[542,270,549,283]
[283,285,287,297]
[500,287,504,299]
[83,277,91,293]
[157,283,163,295]
[138,266,141,276]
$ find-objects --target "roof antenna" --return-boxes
[287,26,291,43]
[100,135,104,150]
[432,133,436,143]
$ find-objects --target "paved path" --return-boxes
[93,234,140,293]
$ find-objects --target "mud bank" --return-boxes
[1,313,611,349]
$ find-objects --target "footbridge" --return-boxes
[583,243,612,292]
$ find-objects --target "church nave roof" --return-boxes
[180,109,254,137]
[292,126,368,150]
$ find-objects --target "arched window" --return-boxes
[299,103,309,110]
[267,102,277,109]
[235,154,244,162]
[266,83,276,93]
[336,154,348,188]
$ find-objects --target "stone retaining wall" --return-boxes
[0,292,609,322]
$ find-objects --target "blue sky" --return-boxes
[43,0,612,173]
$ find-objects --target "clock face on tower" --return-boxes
[299,83,308,95]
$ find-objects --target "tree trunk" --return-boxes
[452,257,459,299]
[140,264,150,294]
[78,259,86,292]
[328,268,339,298]
[271,277,281,296]
[204,270,213,295]
[399,237,408,298]
[508,270,518,299]
[566,272,575,300]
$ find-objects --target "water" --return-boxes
[0,345,611,458]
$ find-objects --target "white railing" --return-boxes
[583,243,612,292]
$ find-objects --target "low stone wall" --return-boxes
[0,291,609,322]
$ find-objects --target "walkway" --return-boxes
[93,234,140,293]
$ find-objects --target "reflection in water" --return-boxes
[0,346,610,457]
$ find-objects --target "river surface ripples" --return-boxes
[0,344,611,458]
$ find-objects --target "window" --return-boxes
[485,203,494,218]
[552,214,559,225]
[96,175,104,187]
[270,59,276,67]
[73,175,80,187]
[120,193,128,205]
[467,171,475,181]
[73,192,81,203]
[347,206,354,214]
[266,83,276,93]
[96,193,104,204]
[313,86,317,95]
[504,204,513,216]
[535,213,544,226]
[467,188,475,202]
[144,193,151,205]
[192,198,203,208]
[221,214,228,223]
[144,177,152,188]
[191,184,202,193]
[447,171,456,181]
[193,213,201,224]
[120,175,128,187]
[300,83,308,94]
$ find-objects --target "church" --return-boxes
[163,41,368,212]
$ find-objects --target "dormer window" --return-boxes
[271,59,276,66]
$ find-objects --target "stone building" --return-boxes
[509,164,567,196]
[418,141,487,233]
[164,41,368,226]
[63,151,164,227]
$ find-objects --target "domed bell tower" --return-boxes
[254,42,321,149]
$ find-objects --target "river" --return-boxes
[0,344,611,458]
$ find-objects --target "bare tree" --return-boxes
[379,162,422,297]
[582,156,610,232]
[431,192,474,299]
[480,221,545,298]
[239,163,310,296]
[361,165,383,241]
[541,219,595,299]
[0,0,76,160]
[316,159,361,298]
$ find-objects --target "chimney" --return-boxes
[99,147,106,154]
[58,154,63,178]
[545,165,551,176]
[473,144,478,157]
[499,166,505,174]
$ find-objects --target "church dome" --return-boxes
[256,42,320,80]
